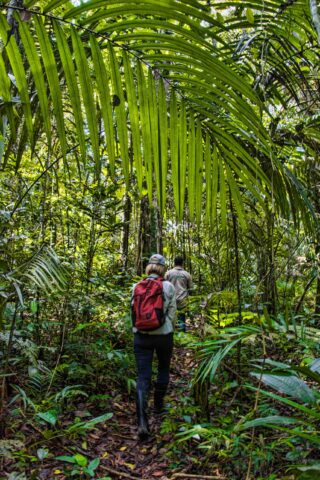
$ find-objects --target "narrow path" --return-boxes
[92,343,195,480]
[2,335,223,479]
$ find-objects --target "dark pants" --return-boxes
[134,332,174,391]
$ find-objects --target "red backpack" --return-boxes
[132,278,165,331]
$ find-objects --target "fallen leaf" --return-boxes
[75,410,91,418]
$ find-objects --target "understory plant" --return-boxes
[176,315,320,478]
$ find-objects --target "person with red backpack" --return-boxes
[131,254,176,440]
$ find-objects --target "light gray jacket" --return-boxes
[165,266,192,309]
[131,274,177,335]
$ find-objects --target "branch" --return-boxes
[171,474,226,479]
[100,465,148,480]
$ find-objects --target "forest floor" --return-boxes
[1,330,225,480]
[91,342,202,480]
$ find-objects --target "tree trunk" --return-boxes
[136,195,158,275]
[315,244,320,315]
[155,201,163,254]
[121,193,132,271]
[258,208,277,314]
[230,196,242,378]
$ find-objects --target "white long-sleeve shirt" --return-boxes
[165,266,192,309]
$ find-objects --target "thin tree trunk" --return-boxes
[157,211,163,254]
[315,244,320,315]
[267,209,277,314]
[155,200,163,254]
[136,194,149,275]
[121,193,132,271]
[83,214,96,321]
[230,196,242,378]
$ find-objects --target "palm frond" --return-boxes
[0,0,316,226]
[22,247,69,295]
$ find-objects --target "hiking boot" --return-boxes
[154,383,168,415]
[136,388,149,440]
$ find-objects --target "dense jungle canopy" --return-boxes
[1,0,320,479]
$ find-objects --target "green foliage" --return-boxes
[56,454,100,478]
[0,1,320,478]
[193,325,260,385]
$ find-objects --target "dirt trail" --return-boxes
[91,344,195,480]
[2,338,222,479]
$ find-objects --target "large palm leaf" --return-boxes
[0,0,317,226]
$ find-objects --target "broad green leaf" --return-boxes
[219,160,227,232]
[34,16,67,159]
[178,100,187,221]
[187,113,196,221]
[65,1,223,31]
[53,20,86,166]
[18,16,51,145]
[123,52,142,191]
[294,463,320,478]
[238,415,299,431]
[158,79,168,213]
[210,144,218,226]
[148,70,160,206]
[117,34,262,104]
[36,411,58,426]
[108,43,129,187]
[67,412,113,433]
[170,90,179,217]
[225,163,246,231]
[250,373,317,404]
[90,35,115,177]
[137,62,152,200]
[204,132,212,224]
[246,8,254,24]
[74,454,88,467]
[261,425,320,446]
[195,121,203,224]
[22,247,68,294]
[0,60,10,99]
[71,27,100,178]
[0,50,15,138]
[55,455,77,464]
[108,18,220,48]
[88,458,100,473]
[0,15,33,139]
[195,338,240,385]
[43,0,70,13]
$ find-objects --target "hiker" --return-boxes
[165,256,192,332]
[131,254,177,440]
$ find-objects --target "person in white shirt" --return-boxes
[165,256,192,332]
